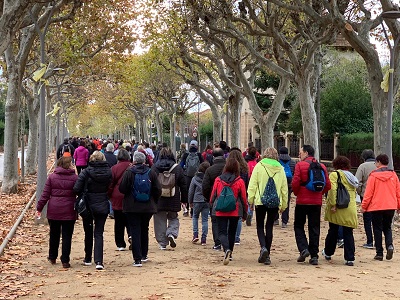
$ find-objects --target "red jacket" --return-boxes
[292,157,331,205]
[108,160,132,210]
[210,173,248,217]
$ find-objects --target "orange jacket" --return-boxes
[362,167,400,212]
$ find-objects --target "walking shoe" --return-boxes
[274,219,279,226]
[95,262,104,270]
[223,249,232,265]
[246,215,252,226]
[386,245,394,260]
[213,244,222,251]
[201,238,206,246]
[281,223,287,229]
[83,260,92,266]
[192,234,199,244]
[374,255,383,261]
[133,260,142,267]
[235,240,240,245]
[337,239,344,248]
[264,256,271,265]
[229,253,233,261]
[159,245,167,250]
[297,249,310,262]
[258,247,269,264]
[321,249,332,261]
[345,260,354,266]
[183,211,189,217]
[48,258,56,265]
[62,262,70,269]
[141,256,149,263]
[309,257,319,265]
[116,247,126,251]
[363,243,374,249]
[128,236,132,250]
[168,235,177,248]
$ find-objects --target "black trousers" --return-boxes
[255,205,278,253]
[113,210,130,248]
[82,213,107,264]
[217,216,239,253]
[324,222,355,261]
[371,210,395,256]
[211,215,220,246]
[294,204,321,258]
[48,219,75,263]
[126,212,153,261]
[274,187,292,225]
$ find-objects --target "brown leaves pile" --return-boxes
[0,178,48,300]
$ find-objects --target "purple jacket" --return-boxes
[37,167,78,220]
[73,146,89,167]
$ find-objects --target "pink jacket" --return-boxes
[73,146,89,167]
[362,167,400,212]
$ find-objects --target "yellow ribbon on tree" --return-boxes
[223,101,228,113]
[33,63,50,94]
[381,68,394,92]
[46,102,61,117]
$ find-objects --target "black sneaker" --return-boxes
[96,262,104,270]
[309,257,319,265]
[258,247,269,264]
[297,249,310,262]
[128,236,132,251]
[223,249,231,265]
[133,260,142,267]
[374,255,383,261]
[168,235,176,248]
[264,256,271,265]
[83,259,92,266]
[386,245,394,260]
[246,215,252,226]
[345,260,354,266]
[213,244,222,251]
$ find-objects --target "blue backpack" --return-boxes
[259,165,280,208]
[131,169,152,202]
[303,160,326,192]
[279,159,293,179]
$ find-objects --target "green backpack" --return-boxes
[215,178,238,212]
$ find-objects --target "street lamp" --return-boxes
[171,96,179,156]
[380,11,400,169]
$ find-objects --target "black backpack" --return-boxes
[335,171,350,209]
[205,153,214,166]
[62,144,71,154]
[302,160,326,192]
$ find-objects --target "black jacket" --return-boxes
[202,156,226,202]
[73,160,112,216]
[104,151,117,168]
[56,142,75,159]
[180,147,204,177]
[152,158,187,212]
[119,163,161,214]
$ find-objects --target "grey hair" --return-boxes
[117,148,131,161]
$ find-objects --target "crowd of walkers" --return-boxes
[37,136,400,269]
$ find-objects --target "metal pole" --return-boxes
[225,102,229,145]
[57,85,60,147]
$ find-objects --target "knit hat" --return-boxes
[279,146,289,154]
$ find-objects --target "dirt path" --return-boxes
[11,198,400,300]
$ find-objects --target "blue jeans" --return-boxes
[192,202,209,239]
[235,219,242,242]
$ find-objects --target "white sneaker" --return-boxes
[141,256,149,262]
[95,263,104,270]
[159,245,167,250]
[117,247,126,251]
[133,260,142,267]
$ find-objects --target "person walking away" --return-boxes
[227,149,249,245]
[188,161,211,245]
[104,143,117,168]
[247,147,288,265]
[56,138,75,160]
[203,148,226,250]
[36,156,78,268]
[322,156,359,266]
[108,149,132,251]
[74,140,90,175]
[152,147,187,250]
[202,144,214,166]
[361,154,400,261]
[73,151,112,270]
[355,149,377,249]
[292,145,331,265]
[180,140,204,216]
[242,142,260,161]
[176,143,188,164]
[276,146,296,228]
[210,157,248,265]
[244,146,259,226]
[119,152,161,266]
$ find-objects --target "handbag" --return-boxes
[335,171,350,209]
[75,177,91,218]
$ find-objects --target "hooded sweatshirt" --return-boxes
[362,167,400,212]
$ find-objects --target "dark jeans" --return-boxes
[217,216,239,252]
[76,165,87,175]
[126,212,153,261]
[113,210,130,248]
[371,210,395,256]
[294,204,321,258]
[363,211,374,244]
[48,219,75,263]
[276,187,292,224]
[324,223,355,261]
[255,205,278,253]
[211,215,220,246]
[82,213,107,264]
